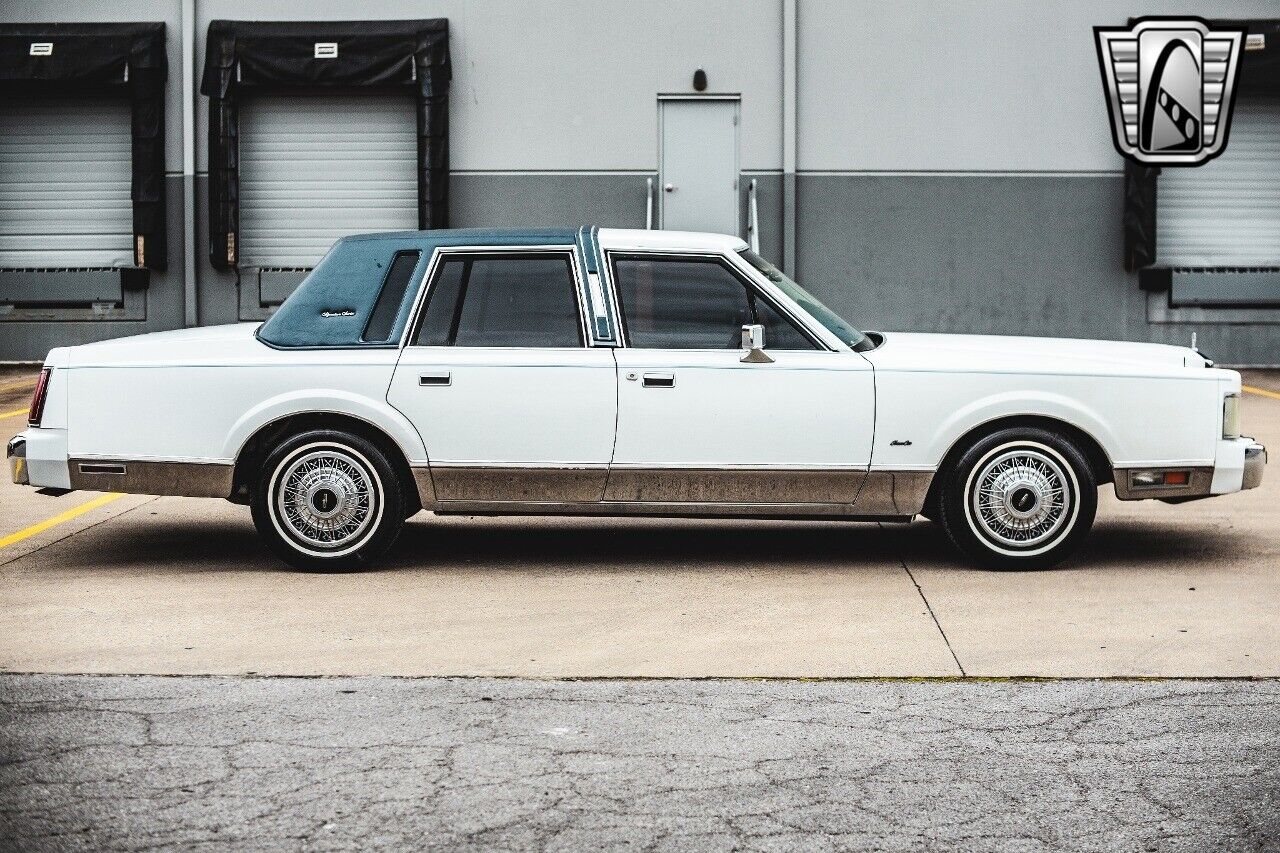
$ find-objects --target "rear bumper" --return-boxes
[7,436,27,485]
[7,429,71,490]
[1114,437,1265,501]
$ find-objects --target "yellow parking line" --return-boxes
[0,406,31,420]
[1243,384,1280,401]
[0,493,124,550]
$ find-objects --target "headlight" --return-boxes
[1223,393,1241,439]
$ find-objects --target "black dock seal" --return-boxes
[0,22,168,271]
[200,19,451,270]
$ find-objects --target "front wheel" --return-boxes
[251,429,405,571]
[936,427,1097,570]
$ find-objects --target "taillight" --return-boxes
[28,367,51,427]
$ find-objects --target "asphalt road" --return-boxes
[2,675,1278,852]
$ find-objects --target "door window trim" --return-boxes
[400,245,591,350]
[603,249,832,352]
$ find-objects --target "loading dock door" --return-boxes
[659,98,740,235]
[0,98,134,271]
[1157,98,1280,267]
[239,94,419,272]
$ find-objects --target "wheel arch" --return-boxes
[923,414,1113,514]
[230,411,421,514]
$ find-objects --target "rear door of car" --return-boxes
[387,244,618,504]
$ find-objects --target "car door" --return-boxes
[606,251,874,506]
[387,247,617,504]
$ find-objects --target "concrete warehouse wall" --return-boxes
[1,0,1278,365]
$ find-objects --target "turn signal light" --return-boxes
[1130,469,1191,488]
[28,367,51,427]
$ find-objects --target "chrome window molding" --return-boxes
[399,244,592,351]
[601,247,837,352]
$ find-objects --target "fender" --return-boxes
[222,388,429,464]
[922,390,1120,469]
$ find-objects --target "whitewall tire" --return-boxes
[937,427,1097,570]
[251,429,405,571]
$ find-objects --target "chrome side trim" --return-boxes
[435,500,898,521]
[1112,467,1214,500]
[411,467,437,506]
[430,466,608,502]
[602,467,865,504]
[853,470,934,515]
[67,459,234,498]
[413,466,936,517]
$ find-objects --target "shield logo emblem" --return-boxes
[1095,18,1246,166]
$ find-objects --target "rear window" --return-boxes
[363,251,421,342]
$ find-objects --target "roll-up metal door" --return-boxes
[0,98,134,270]
[1157,98,1280,267]
[239,94,418,270]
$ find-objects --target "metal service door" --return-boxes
[659,98,740,235]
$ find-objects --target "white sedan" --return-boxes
[8,228,1265,571]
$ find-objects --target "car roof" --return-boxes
[337,227,748,253]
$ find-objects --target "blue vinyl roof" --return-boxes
[256,228,590,349]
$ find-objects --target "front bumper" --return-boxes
[7,435,27,485]
[1114,437,1265,501]
[1243,442,1267,491]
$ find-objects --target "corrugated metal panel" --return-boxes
[1158,98,1280,267]
[239,94,418,269]
[0,99,134,269]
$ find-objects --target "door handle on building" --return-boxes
[664,183,676,193]
[642,373,675,388]
[419,372,451,387]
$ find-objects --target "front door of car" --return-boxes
[606,253,874,505]
[388,249,617,503]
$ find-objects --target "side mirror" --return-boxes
[740,323,774,364]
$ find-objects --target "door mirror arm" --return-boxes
[740,324,774,364]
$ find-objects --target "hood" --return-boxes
[63,323,267,368]
[865,332,1210,375]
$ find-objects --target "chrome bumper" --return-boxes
[7,435,28,486]
[1243,442,1267,491]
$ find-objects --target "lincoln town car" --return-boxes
[8,228,1266,570]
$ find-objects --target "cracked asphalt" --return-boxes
[2,675,1279,852]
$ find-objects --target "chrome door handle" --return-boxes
[419,372,451,387]
[642,372,675,388]
[664,183,676,192]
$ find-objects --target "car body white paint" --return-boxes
[9,228,1260,512]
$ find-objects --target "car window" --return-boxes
[612,255,817,350]
[363,251,421,342]
[413,253,583,348]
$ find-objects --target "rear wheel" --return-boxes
[251,429,405,571]
[936,427,1096,570]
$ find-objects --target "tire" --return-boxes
[936,427,1097,570]
[251,429,405,572]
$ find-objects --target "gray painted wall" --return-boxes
[1,0,1278,365]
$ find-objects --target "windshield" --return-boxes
[739,249,870,350]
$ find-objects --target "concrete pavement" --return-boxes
[1,374,1277,678]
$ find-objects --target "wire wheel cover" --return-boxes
[968,448,1072,548]
[274,449,377,549]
